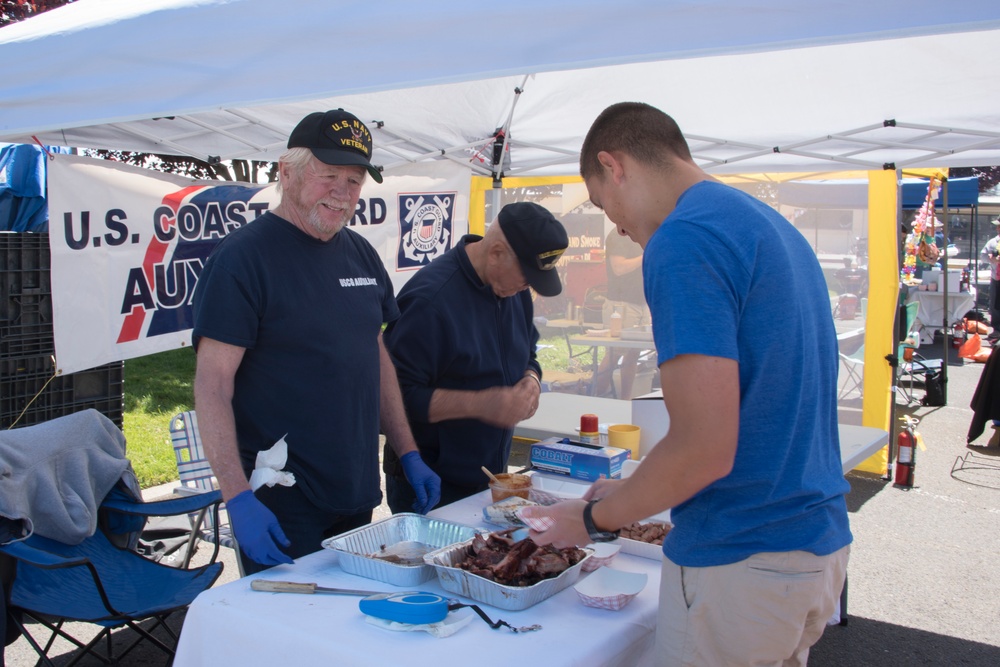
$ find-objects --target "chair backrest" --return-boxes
[168,411,239,569]
[898,301,921,355]
[1,490,223,665]
[838,328,866,358]
[903,300,919,337]
[170,411,215,493]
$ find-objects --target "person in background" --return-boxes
[593,227,649,399]
[979,216,1000,344]
[382,202,568,511]
[523,102,851,667]
[192,109,440,575]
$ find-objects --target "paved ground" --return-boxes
[5,341,1000,665]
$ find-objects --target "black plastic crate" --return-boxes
[0,399,124,431]
[1,359,124,430]
[0,354,57,418]
[0,289,52,328]
[46,362,125,404]
[0,323,55,357]
[0,232,51,324]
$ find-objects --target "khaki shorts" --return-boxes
[655,545,850,667]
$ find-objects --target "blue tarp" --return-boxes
[901,176,980,209]
[0,143,48,232]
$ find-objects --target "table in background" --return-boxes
[566,334,656,396]
[516,394,888,475]
[174,488,661,667]
[515,393,632,442]
[905,288,976,344]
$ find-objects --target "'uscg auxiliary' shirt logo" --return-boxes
[339,276,379,287]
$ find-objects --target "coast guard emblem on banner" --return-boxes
[397,193,454,269]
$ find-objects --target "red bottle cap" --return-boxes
[580,413,599,434]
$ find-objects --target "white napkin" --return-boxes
[364,609,474,638]
[248,435,296,492]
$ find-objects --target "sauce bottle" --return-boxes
[610,308,623,337]
[580,413,599,445]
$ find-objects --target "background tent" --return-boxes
[902,177,981,210]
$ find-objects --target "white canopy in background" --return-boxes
[1,0,1000,176]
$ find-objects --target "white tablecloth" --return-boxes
[174,406,886,666]
[174,490,661,667]
[906,289,976,344]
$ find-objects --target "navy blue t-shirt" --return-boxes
[192,213,398,514]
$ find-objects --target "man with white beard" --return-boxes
[193,110,440,576]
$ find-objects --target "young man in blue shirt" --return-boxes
[524,103,851,666]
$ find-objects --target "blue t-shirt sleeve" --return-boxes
[645,220,745,366]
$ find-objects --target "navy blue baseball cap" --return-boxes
[498,202,568,297]
[287,109,383,183]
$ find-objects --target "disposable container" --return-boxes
[482,496,537,528]
[616,520,671,560]
[488,473,531,503]
[321,513,485,586]
[574,568,648,610]
[423,537,592,611]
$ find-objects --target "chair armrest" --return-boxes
[0,539,90,570]
[101,489,223,517]
[1,538,124,616]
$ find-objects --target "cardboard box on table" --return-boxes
[529,438,630,481]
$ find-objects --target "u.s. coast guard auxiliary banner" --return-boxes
[48,154,470,374]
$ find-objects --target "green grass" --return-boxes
[122,347,197,489]
[121,336,590,489]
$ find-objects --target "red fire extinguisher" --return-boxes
[894,417,917,487]
[952,321,967,350]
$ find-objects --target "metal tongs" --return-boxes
[250,579,541,633]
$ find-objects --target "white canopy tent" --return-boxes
[1,0,999,177]
[2,0,999,465]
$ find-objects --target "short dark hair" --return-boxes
[580,102,692,179]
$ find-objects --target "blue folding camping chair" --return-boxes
[1,490,223,666]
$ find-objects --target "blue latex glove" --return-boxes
[400,451,441,514]
[226,489,294,567]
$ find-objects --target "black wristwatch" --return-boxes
[582,499,620,543]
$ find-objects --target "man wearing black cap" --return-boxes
[382,202,568,511]
[193,109,440,575]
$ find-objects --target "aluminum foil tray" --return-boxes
[322,513,485,586]
[422,537,592,611]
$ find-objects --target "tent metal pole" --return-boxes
[941,178,950,403]
[886,168,904,481]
